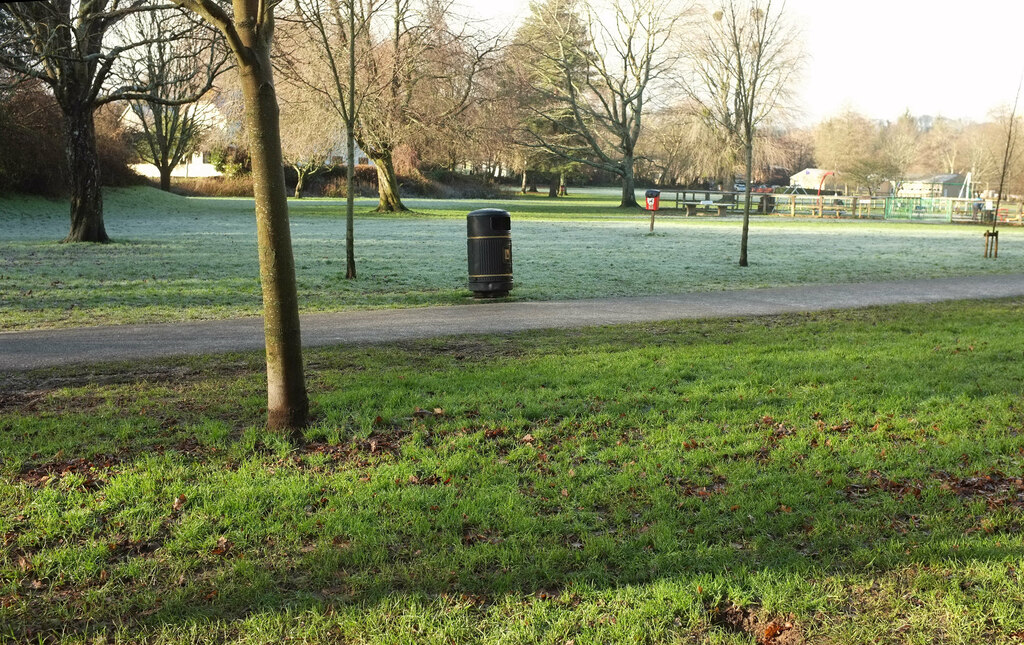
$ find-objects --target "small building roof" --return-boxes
[905,173,965,185]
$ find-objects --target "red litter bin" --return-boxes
[645,189,660,210]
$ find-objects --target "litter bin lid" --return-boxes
[467,208,511,236]
[645,190,661,198]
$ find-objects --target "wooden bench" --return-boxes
[683,201,729,216]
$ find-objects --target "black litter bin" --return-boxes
[467,208,513,297]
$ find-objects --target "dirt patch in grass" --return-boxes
[710,602,803,644]
[15,454,122,489]
[843,469,1024,508]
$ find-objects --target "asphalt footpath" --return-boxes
[3,274,1024,372]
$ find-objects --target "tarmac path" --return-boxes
[2,274,1023,371]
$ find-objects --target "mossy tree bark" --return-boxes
[238,33,309,431]
[368,148,408,212]
[172,0,309,431]
[63,108,109,243]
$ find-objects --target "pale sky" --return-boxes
[463,0,1024,126]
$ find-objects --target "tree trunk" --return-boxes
[548,173,558,198]
[520,170,527,194]
[370,150,408,212]
[559,171,567,196]
[159,166,172,192]
[346,137,356,279]
[294,171,305,199]
[739,143,753,267]
[238,46,309,432]
[346,1,357,278]
[619,157,638,208]
[63,109,108,243]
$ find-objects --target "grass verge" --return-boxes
[2,299,1024,643]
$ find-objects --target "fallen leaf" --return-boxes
[561,488,569,497]
[521,433,534,443]
[172,494,186,512]
[211,536,231,556]
[761,621,783,643]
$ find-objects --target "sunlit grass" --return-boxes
[2,299,1024,642]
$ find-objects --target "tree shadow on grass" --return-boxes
[11,438,1024,641]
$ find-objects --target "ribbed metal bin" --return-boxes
[467,208,513,297]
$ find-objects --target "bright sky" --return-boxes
[463,0,1024,126]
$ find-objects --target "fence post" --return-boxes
[790,195,796,217]
[852,197,858,218]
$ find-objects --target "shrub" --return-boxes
[95,104,145,187]
[0,80,66,196]
[170,176,255,197]
[318,165,380,198]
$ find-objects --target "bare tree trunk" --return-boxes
[739,143,753,267]
[294,170,305,199]
[559,171,567,195]
[370,150,408,212]
[346,0,357,279]
[548,173,558,197]
[346,149,356,279]
[619,156,638,208]
[238,48,309,431]
[521,170,528,194]
[159,166,172,192]
[63,109,109,243]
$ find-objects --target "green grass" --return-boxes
[3,299,1024,643]
[2,187,1023,330]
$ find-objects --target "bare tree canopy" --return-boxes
[119,9,229,191]
[685,0,801,265]
[514,0,686,208]
[0,0,220,241]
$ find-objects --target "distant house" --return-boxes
[122,101,375,181]
[790,168,835,191]
[897,173,966,198]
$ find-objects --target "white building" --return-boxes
[789,168,835,191]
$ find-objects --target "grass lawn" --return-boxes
[2,187,1024,330]
[3,298,1024,643]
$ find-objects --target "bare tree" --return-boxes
[356,0,496,212]
[278,87,343,198]
[812,110,878,183]
[516,0,684,208]
[990,82,1022,245]
[280,0,386,278]
[119,11,228,191]
[685,0,801,266]
[878,111,920,196]
[0,0,217,242]
[170,0,309,431]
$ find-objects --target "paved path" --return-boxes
[3,274,1024,372]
